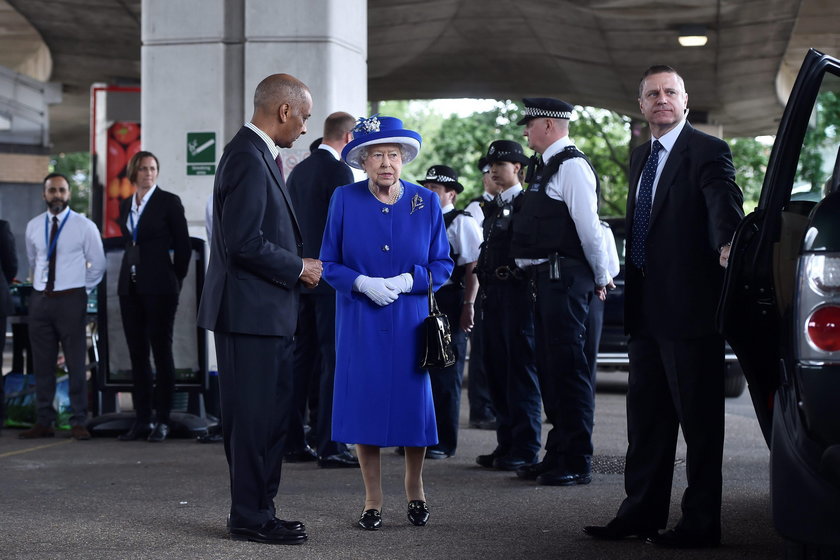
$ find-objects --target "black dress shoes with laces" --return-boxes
[646,528,720,548]
[147,422,170,442]
[493,456,534,471]
[229,519,308,544]
[117,422,155,441]
[226,515,305,533]
[536,469,591,486]
[318,452,360,468]
[358,509,382,530]
[516,461,551,480]
[583,518,658,541]
[407,500,429,526]
[476,449,502,468]
[284,445,318,462]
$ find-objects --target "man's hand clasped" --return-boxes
[301,258,323,289]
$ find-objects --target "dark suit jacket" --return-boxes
[624,123,743,339]
[286,147,353,296]
[0,219,18,316]
[197,126,304,336]
[117,187,191,295]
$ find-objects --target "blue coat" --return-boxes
[320,179,454,446]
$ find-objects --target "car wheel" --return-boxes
[724,361,747,398]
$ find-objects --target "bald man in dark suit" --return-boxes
[585,65,744,549]
[198,73,321,545]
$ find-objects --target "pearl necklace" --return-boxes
[369,182,402,205]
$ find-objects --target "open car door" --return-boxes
[719,49,840,445]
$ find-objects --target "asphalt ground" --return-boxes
[0,371,782,560]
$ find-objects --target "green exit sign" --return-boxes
[187,132,216,175]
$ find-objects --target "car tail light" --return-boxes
[797,253,840,363]
[807,305,840,351]
[806,255,840,295]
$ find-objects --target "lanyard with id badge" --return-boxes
[126,206,141,282]
[43,211,72,284]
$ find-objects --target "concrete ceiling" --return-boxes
[2,0,839,153]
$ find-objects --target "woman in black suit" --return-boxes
[116,151,191,442]
[0,219,17,431]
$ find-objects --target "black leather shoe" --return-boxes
[407,500,429,526]
[230,519,308,544]
[358,509,381,530]
[536,469,592,486]
[147,423,170,442]
[425,449,450,460]
[493,456,534,471]
[197,431,224,443]
[583,518,658,541]
[284,445,318,462]
[318,452,360,468]
[469,417,498,430]
[646,528,720,549]
[395,446,405,456]
[117,422,155,441]
[226,515,305,533]
[516,461,550,480]
[476,449,502,468]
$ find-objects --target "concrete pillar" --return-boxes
[141,0,367,239]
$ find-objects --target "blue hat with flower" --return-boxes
[342,115,422,170]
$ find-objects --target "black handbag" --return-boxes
[419,271,456,370]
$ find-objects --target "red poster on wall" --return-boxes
[91,85,141,238]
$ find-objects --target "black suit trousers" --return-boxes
[289,293,346,458]
[429,285,468,455]
[215,331,294,529]
[616,297,725,538]
[119,290,179,423]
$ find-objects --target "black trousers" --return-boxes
[216,331,294,529]
[532,262,595,474]
[467,296,496,422]
[429,285,467,455]
[289,293,346,458]
[0,315,6,423]
[119,291,179,424]
[481,281,541,463]
[616,305,725,538]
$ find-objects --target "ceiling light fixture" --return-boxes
[678,24,708,47]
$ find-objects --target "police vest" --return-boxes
[509,146,598,260]
[443,209,467,288]
[475,192,524,283]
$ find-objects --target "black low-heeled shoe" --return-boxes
[407,500,429,526]
[358,509,381,530]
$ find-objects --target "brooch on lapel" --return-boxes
[410,193,424,214]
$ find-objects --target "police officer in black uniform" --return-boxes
[464,157,501,429]
[512,98,614,486]
[474,140,542,471]
[418,165,482,459]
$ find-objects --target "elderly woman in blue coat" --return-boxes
[320,116,453,530]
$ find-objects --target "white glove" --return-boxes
[354,275,400,306]
[385,273,413,294]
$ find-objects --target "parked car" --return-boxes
[719,48,840,556]
[595,217,747,398]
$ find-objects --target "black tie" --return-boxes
[47,216,58,292]
[629,140,663,269]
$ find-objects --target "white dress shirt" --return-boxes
[635,117,687,201]
[126,184,157,234]
[441,203,483,287]
[25,207,106,293]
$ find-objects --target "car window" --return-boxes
[788,70,840,205]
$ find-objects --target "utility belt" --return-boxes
[526,253,587,282]
[477,265,527,284]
